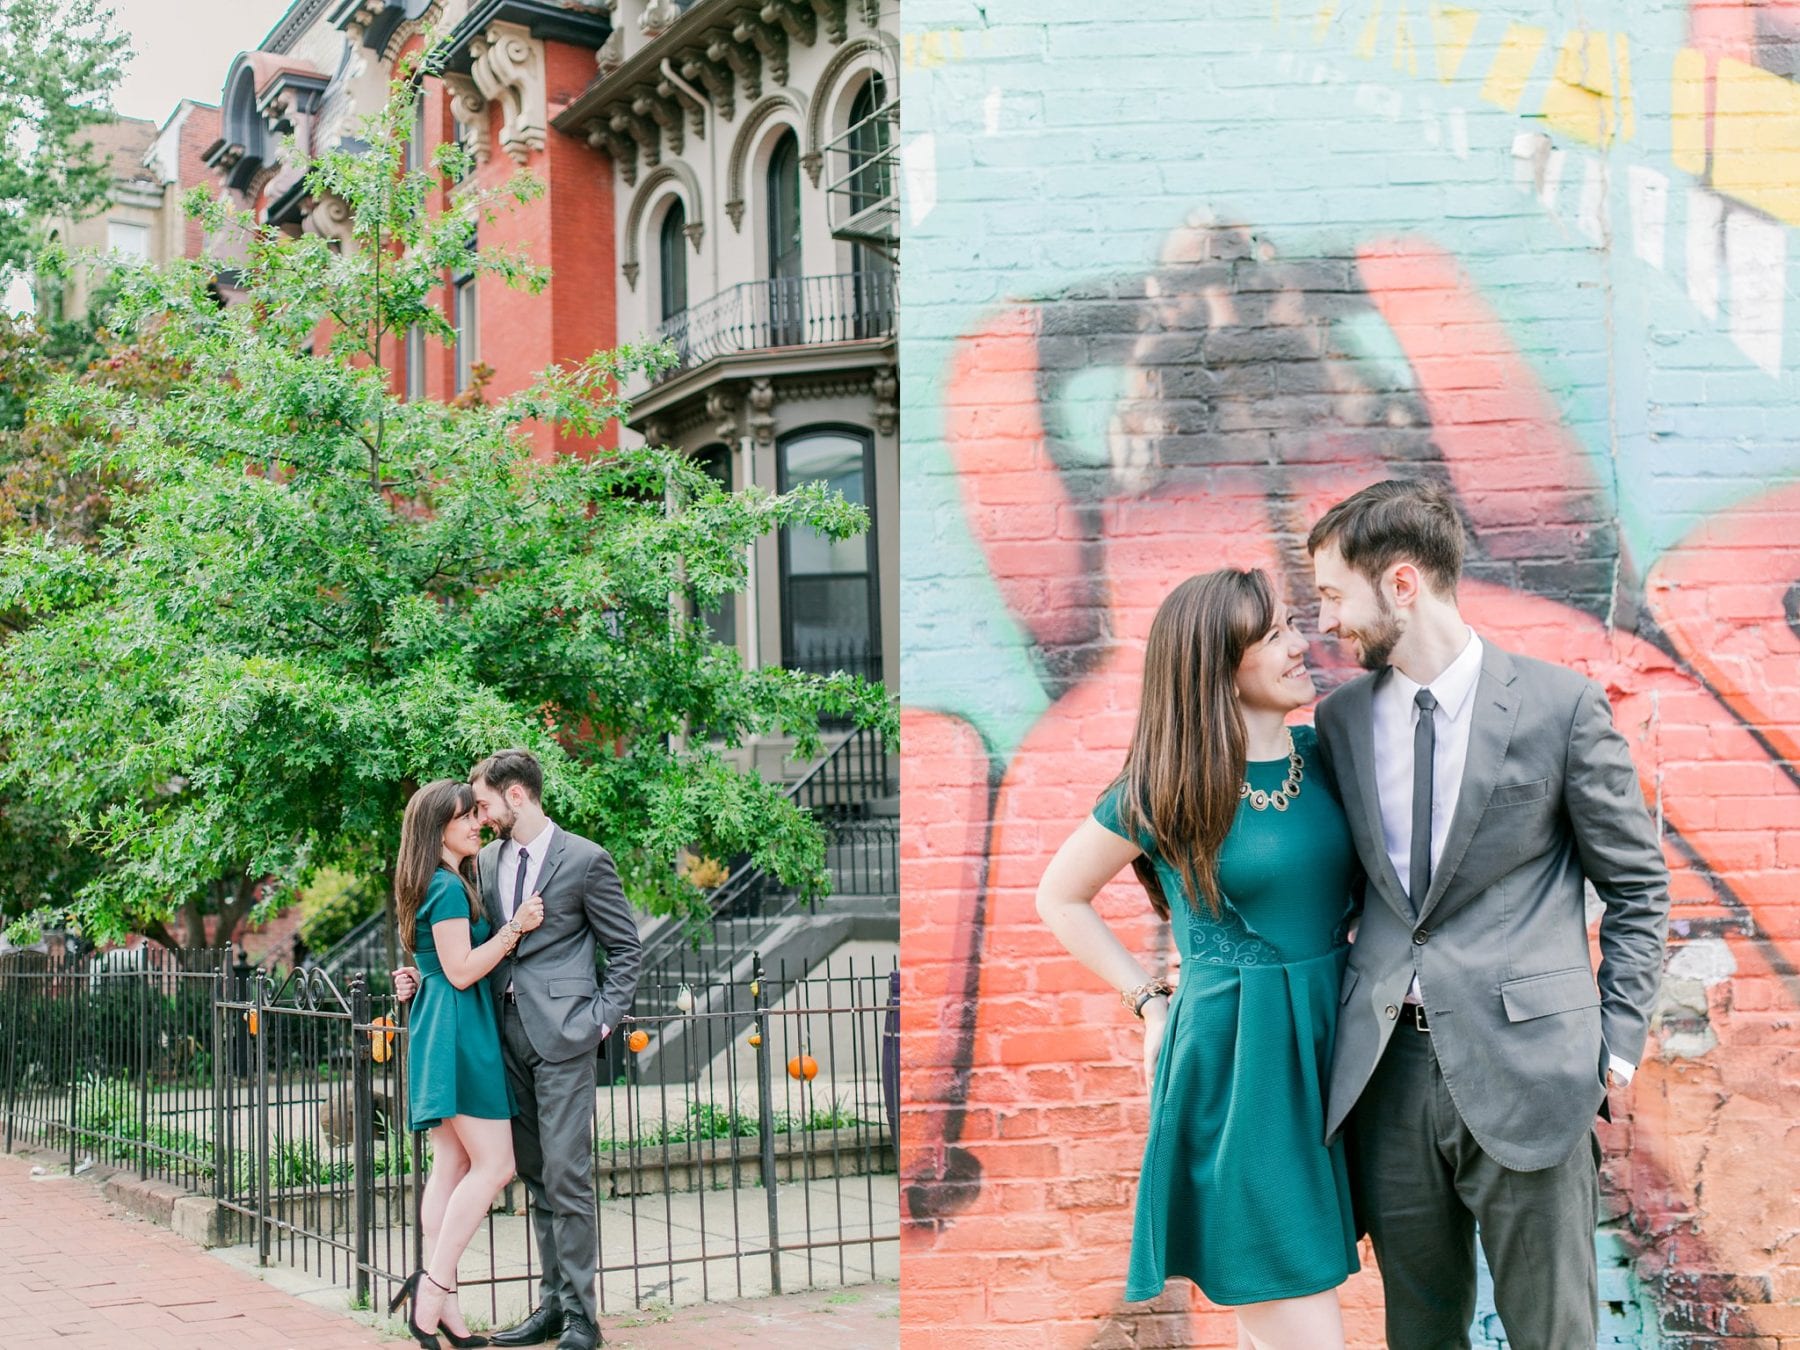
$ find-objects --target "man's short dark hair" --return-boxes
[471,748,544,803]
[1306,478,1465,595]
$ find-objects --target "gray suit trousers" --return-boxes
[1350,1026,1599,1350]
[501,1001,598,1326]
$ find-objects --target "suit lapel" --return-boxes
[1343,672,1414,922]
[478,841,504,931]
[533,825,569,900]
[1417,642,1520,924]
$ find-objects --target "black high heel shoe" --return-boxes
[428,1273,490,1348]
[388,1269,443,1349]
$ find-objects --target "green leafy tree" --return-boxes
[0,0,128,288]
[0,66,892,948]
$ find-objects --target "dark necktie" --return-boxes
[1411,688,1437,911]
[513,846,530,923]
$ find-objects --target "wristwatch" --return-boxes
[1121,979,1172,1018]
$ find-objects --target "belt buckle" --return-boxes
[1408,1003,1430,1033]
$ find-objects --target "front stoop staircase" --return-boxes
[313,727,898,1083]
[625,725,898,1083]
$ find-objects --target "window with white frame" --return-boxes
[107,220,151,259]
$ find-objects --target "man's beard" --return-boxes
[492,805,517,840]
[1350,594,1403,671]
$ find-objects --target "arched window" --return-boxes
[778,426,879,686]
[846,74,890,220]
[693,445,735,647]
[659,198,688,322]
[765,130,803,345]
[846,73,894,335]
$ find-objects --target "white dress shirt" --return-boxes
[499,819,555,995]
[1372,632,1634,1086]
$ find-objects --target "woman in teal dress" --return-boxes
[1037,568,1360,1350]
[388,780,544,1348]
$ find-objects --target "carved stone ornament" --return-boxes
[595,28,624,75]
[748,378,777,449]
[622,259,640,290]
[801,149,822,186]
[706,386,739,442]
[642,416,671,447]
[442,71,492,166]
[725,197,745,230]
[640,0,680,36]
[683,221,705,253]
[302,191,357,247]
[708,32,761,101]
[469,21,547,165]
[809,0,848,44]
[872,364,898,437]
[588,121,638,185]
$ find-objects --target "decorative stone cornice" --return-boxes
[469,22,548,164]
[440,0,612,69]
[554,0,856,187]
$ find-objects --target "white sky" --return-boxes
[110,0,298,123]
[5,1,297,312]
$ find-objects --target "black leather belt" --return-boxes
[502,990,519,1004]
[1400,1003,1430,1032]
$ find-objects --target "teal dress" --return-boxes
[407,867,516,1132]
[1096,724,1361,1306]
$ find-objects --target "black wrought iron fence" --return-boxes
[1,945,898,1321]
[1,946,228,1193]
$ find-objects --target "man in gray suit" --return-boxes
[1307,480,1669,1348]
[401,749,642,1349]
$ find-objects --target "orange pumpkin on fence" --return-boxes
[627,1029,650,1053]
[787,1054,819,1082]
[370,1016,397,1063]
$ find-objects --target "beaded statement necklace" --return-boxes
[1240,733,1304,812]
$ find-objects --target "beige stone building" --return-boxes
[39,105,223,322]
[552,0,900,768]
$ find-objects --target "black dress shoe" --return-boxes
[555,1313,599,1350]
[489,1304,565,1347]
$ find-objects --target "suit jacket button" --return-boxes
[1413,929,1429,945]
[1384,1004,1398,1019]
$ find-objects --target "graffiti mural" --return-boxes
[899,2,1800,1346]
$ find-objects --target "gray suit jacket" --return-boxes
[1317,641,1669,1170]
[479,826,643,1064]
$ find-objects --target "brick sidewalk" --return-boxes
[0,1152,898,1348]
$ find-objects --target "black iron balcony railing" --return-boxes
[652,272,896,382]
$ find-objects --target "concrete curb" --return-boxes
[8,1145,241,1248]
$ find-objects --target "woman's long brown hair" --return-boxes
[1110,568,1277,918]
[394,779,483,954]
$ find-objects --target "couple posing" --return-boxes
[1039,480,1671,1349]
[387,749,643,1350]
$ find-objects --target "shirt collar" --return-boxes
[509,818,555,856]
[1387,631,1483,723]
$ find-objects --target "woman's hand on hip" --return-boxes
[1141,996,1169,1086]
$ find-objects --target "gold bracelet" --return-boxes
[1120,980,1172,1019]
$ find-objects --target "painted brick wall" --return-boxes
[897,2,1800,1346]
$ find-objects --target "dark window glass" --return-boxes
[659,199,688,322]
[454,235,477,394]
[766,130,803,346]
[405,324,425,401]
[694,445,735,648]
[847,74,894,334]
[779,428,879,684]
